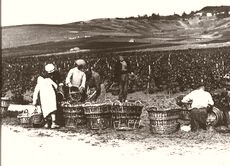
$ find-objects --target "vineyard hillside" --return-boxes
[2,11,230,106]
[2,15,230,58]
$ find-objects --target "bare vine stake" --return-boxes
[105,58,108,101]
[136,56,139,67]
[168,53,172,97]
[147,64,151,102]
[93,58,101,69]
[222,60,225,73]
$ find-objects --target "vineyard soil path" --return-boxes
[1,125,230,166]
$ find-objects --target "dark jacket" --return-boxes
[85,69,101,101]
[114,59,131,82]
[86,70,101,90]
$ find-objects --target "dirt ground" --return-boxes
[1,123,230,166]
[1,91,230,166]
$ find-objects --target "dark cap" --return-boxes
[196,80,205,89]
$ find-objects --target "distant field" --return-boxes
[2,17,230,58]
[2,19,184,49]
[2,25,74,48]
[2,38,181,58]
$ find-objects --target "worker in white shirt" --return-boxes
[65,59,87,102]
[181,82,214,132]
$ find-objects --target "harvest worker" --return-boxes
[65,59,87,102]
[181,82,214,132]
[85,67,101,102]
[33,64,60,129]
[114,56,133,102]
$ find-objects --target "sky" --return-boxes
[2,0,230,26]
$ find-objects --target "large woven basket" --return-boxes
[111,100,144,130]
[147,107,180,134]
[62,102,85,128]
[83,102,112,130]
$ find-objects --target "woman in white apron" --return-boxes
[33,64,59,129]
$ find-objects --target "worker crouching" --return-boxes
[181,82,214,132]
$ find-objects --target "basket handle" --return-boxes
[135,100,142,105]
[84,102,92,106]
[32,105,42,115]
[23,109,29,114]
[145,106,157,112]
[113,100,122,106]
[104,99,113,104]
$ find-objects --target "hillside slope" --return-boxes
[2,16,230,57]
[2,19,184,49]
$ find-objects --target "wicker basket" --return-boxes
[150,123,180,134]
[83,102,112,130]
[62,102,85,128]
[111,100,144,130]
[147,107,180,134]
[148,108,180,121]
[31,107,44,126]
[17,109,31,126]
[1,97,11,118]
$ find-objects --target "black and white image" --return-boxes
[1,0,230,166]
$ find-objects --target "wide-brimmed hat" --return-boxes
[45,64,55,73]
[75,59,86,66]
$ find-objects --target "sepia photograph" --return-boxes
[1,0,230,166]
